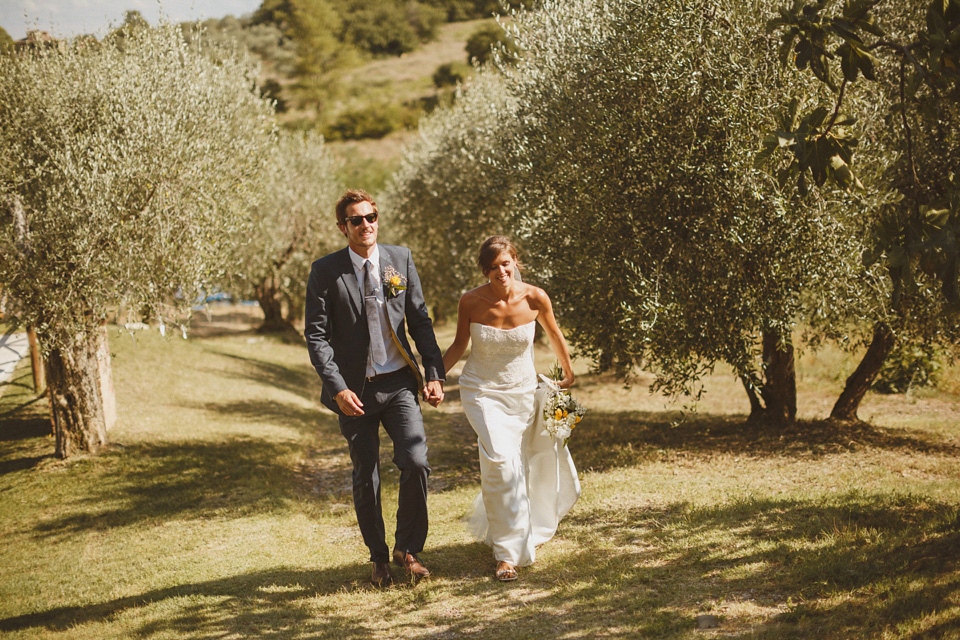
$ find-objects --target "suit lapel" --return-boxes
[338,248,362,318]
[379,245,402,327]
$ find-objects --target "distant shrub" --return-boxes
[432,61,473,87]
[324,102,413,140]
[465,23,519,66]
[873,343,942,394]
[407,1,446,41]
[421,0,537,21]
[342,1,419,56]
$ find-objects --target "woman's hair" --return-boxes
[335,188,377,226]
[478,235,523,275]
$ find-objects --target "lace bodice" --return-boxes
[459,321,537,391]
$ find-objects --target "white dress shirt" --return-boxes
[348,245,408,377]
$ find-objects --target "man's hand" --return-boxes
[335,389,364,416]
[423,380,444,407]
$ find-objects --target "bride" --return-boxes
[442,236,579,582]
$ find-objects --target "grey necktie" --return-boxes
[363,260,387,365]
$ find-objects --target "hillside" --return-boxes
[304,18,496,193]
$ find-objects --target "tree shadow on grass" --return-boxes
[0,563,378,636]
[422,408,481,494]
[4,492,957,637]
[397,492,957,639]
[0,368,53,475]
[29,437,306,538]
[198,345,321,406]
[555,492,960,638]
[186,398,328,439]
[572,409,960,473]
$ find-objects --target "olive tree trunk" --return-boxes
[742,330,797,424]
[254,276,295,333]
[830,322,895,421]
[46,325,114,458]
[760,329,797,424]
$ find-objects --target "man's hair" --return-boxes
[478,235,523,275]
[335,188,377,226]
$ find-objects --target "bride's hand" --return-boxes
[558,375,574,389]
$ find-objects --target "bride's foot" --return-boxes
[495,561,518,582]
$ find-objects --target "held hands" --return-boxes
[423,380,444,408]
[335,389,364,416]
[336,381,443,414]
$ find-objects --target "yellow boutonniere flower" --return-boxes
[383,266,408,298]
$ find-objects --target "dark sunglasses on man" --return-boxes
[346,212,379,226]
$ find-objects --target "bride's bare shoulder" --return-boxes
[522,283,549,307]
[461,284,489,300]
[460,285,491,308]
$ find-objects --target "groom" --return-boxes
[305,188,445,587]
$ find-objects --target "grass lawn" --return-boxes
[0,309,958,639]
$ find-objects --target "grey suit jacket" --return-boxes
[304,244,444,415]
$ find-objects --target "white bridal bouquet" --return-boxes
[539,363,586,444]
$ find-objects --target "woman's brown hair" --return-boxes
[478,235,523,275]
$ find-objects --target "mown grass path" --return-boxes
[0,312,958,638]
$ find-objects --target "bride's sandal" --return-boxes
[495,561,518,582]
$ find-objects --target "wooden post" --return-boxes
[96,323,116,431]
[27,326,45,395]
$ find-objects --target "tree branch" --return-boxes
[899,57,920,220]
[866,39,931,81]
[847,0,884,24]
[821,78,847,138]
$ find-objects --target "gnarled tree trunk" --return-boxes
[741,330,797,424]
[760,329,797,424]
[255,276,295,333]
[46,326,112,458]
[830,322,895,422]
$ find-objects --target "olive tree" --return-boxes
[226,129,341,333]
[765,0,960,420]
[383,71,520,322]
[499,0,864,419]
[0,24,275,458]
[390,0,879,421]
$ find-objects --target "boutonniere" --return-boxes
[383,265,407,298]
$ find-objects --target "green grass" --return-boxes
[0,315,958,638]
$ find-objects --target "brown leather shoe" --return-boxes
[371,561,393,587]
[393,550,430,580]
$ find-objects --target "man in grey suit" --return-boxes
[305,188,445,587]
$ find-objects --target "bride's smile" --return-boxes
[488,251,516,288]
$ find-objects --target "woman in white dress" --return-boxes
[442,236,578,582]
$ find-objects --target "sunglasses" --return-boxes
[345,212,379,226]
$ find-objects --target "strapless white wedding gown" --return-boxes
[459,321,580,566]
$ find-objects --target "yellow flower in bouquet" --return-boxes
[540,362,586,445]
